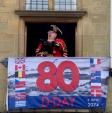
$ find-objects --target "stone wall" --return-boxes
[80,0,112,112]
[78,0,110,56]
[0,0,19,112]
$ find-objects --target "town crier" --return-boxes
[35,25,68,57]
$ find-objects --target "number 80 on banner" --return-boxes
[36,61,79,92]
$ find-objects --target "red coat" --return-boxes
[35,38,67,57]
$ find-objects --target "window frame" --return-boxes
[54,0,77,11]
[25,0,49,10]
[16,0,86,57]
[25,0,77,11]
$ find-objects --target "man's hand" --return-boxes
[52,41,60,47]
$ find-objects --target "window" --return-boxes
[26,23,76,57]
[55,0,76,11]
[26,0,48,10]
[25,0,76,11]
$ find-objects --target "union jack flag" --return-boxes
[15,58,25,64]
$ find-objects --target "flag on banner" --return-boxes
[90,58,102,97]
[15,71,25,78]
[15,101,26,107]
[91,75,102,97]
[97,59,101,64]
[15,79,26,105]
[91,88,102,97]
[15,79,25,92]
[15,64,25,71]
[15,58,25,64]
[90,58,101,66]
[91,73,102,96]
[91,72,101,84]
[15,92,26,101]
[15,64,25,78]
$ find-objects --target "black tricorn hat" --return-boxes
[50,25,63,36]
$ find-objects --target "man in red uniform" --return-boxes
[35,25,67,57]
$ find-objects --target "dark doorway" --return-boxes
[26,23,76,57]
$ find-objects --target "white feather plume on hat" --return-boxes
[50,25,63,35]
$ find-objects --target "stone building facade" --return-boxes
[0,0,111,112]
